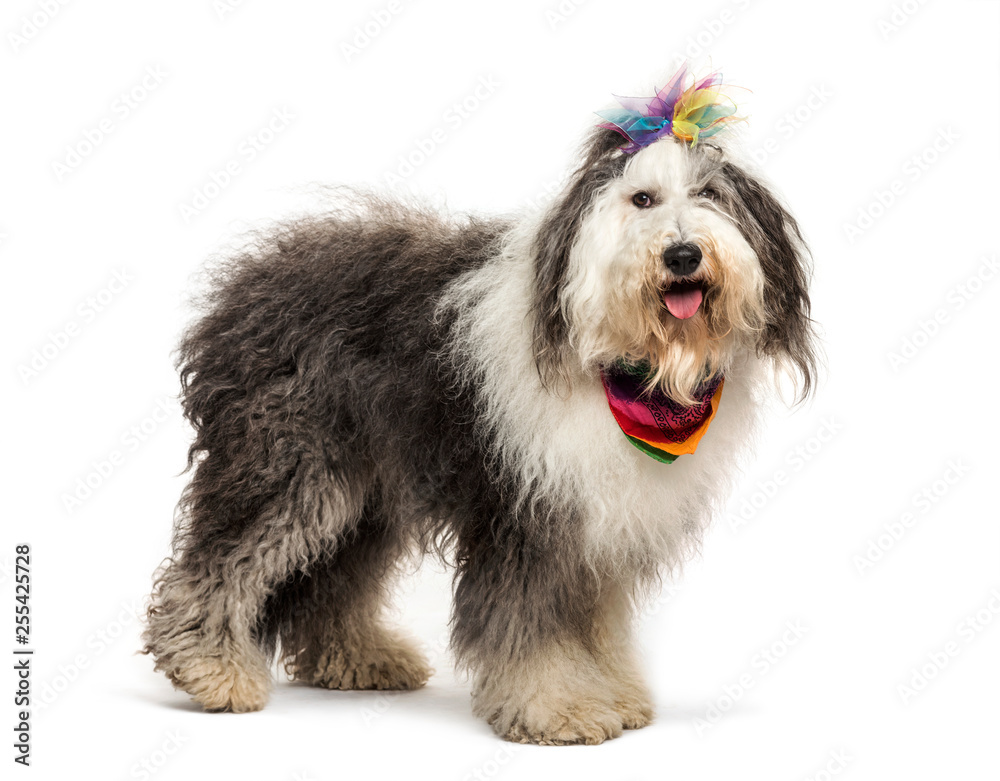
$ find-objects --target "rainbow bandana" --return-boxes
[601,361,724,464]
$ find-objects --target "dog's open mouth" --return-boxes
[662,280,705,320]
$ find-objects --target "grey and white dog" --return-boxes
[143,106,815,745]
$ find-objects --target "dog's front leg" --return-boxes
[451,528,648,745]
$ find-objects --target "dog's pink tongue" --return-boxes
[664,287,703,319]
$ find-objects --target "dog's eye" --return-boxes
[632,192,653,209]
[698,187,719,201]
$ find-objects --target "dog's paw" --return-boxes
[491,698,625,745]
[614,694,654,730]
[598,670,654,729]
[174,656,271,713]
[310,629,432,691]
[472,640,641,745]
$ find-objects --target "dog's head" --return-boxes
[532,128,816,404]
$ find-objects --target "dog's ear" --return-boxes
[720,162,817,401]
[532,128,624,390]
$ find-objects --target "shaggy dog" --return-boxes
[143,71,815,745]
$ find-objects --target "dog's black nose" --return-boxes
[662,243,702,277]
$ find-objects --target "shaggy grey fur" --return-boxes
[143,127,815,742]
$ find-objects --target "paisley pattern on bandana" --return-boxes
[600,361,724,464]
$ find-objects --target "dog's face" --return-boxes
[533,129,815,403]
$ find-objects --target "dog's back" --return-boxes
[179,199,509,526]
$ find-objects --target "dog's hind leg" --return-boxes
[272,498,431,691]
[143,441,368,713]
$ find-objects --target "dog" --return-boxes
[143,65,816,745]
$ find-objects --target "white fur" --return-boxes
[442,153,770,579]
[565,140,766,405]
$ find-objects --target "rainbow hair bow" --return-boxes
[596,64,741,152]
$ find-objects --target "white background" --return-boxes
[3,1,999,779]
